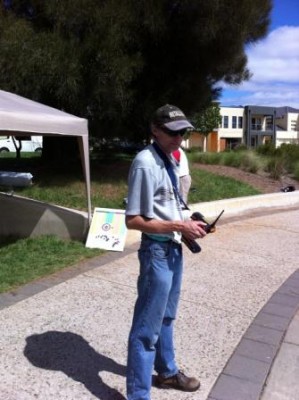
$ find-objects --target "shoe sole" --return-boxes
[154,382,200,392]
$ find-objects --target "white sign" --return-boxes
[86,208,127,251]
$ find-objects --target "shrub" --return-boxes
[188,146,203,153]
[279,143,299,158]
[256,143,276,156]
[266,157,285,180]
[189,146,299,180]
[221,151,243,168]
[219,150,262,173]
[240,151,263,173]
[279,144,299,173]
[293,160,299,181]
[258,144,299,176]
[234,144,248,152]
[190,151,222,164]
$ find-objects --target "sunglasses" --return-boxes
[160,126,191,138]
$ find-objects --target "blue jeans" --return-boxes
[127,235,183,400]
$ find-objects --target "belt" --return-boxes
[142,233,172,242]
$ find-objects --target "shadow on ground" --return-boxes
[24,331,126,400]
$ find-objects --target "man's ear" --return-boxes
[151,123,158,139]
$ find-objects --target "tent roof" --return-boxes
[0,89,88,136]
[0,89,92,221]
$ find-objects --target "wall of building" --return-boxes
[218,106,244,138]
[188,132,204,149]
[288,113,299,131]
[276,114,288,130]
[276,130,299,146]
[217,107,244,150]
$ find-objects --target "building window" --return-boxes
[223,116,228,128]
[238,117,243,128]
[232,116,237,128]
[265,116,273,130]
[225,138,242,150]
[291,120,297,131]
[251,118,262,130]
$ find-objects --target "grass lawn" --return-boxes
[0,235,103,293]
[1,152,260,211]
[188,166,260,203]
[0,151,260,293]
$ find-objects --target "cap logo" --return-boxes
[169,110,185,118]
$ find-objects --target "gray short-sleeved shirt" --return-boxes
[125,144,183,242]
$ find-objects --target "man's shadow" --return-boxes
[24,331,126,400]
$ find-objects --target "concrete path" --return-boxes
[0,198,299,400]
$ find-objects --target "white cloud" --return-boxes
[221,26,299,108]
[247,26,299,82]
[249,26,299,58]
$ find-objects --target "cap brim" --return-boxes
[163,120,194,131]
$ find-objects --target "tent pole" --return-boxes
[78,136,92,222]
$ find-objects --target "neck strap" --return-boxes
[152,142,189,210]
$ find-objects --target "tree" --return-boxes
[11,136,22,159]
[192,103,222,152]
[0,0,272,160]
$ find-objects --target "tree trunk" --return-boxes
[203,136,207,152]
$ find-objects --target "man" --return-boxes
[125,104,206,399]
[172,147,192,204]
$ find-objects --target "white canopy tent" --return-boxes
[0,89,92,220]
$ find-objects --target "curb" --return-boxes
[207,269,299,400]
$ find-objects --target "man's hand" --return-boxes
[181,220,207,240]
[126,215,207,240]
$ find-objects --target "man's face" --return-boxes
[152,125,185,154]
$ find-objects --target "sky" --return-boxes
[220,0,299,108]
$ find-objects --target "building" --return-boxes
[275,107,299,147]
[218,106,244,151]
[188,105,299,151]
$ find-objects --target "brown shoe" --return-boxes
[155,370,200,392]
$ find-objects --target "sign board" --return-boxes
[86,208,127,251]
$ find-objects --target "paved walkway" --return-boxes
[0,204,299,400]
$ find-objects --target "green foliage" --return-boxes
[190,151,222,164]
[221,151,243,168]
[192,103,222,136]
[256,142,276,156]
[158,145,299,182]
[241,151,263,173]
[265,157,285,180]
[233,144,249,152]
[258,143,299,178]
[220,150,261,172]
[293,161,299,180]
[190,149,271,175]
[278,144,299,172]
[0,0,272,140]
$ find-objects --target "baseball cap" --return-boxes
[152,104,194,131]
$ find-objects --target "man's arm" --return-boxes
[126,215,206,240]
